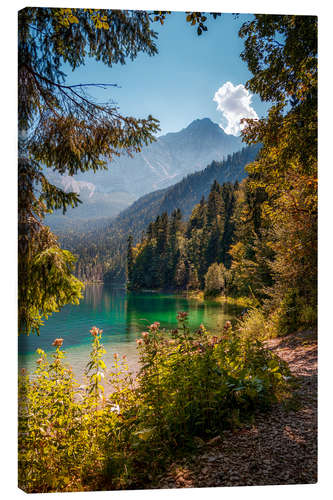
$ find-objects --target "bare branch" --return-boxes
[66,83,121,89]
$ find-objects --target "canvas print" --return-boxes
[18,6,317,493]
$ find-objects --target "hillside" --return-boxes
[46,118,242,229]
[71,117,243,197]
[58,144,260,282]
[116,144,260,237]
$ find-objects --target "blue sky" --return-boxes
[63,11,270,136]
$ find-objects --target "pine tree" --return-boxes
[126,235,134,287]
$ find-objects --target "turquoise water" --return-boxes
[18,284,243,378]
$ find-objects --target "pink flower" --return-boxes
[113,353,119,359]
[176,311,188,321]
[90,326,103,337]
[149,322,160,331]
[52,338,63,347]
[141,331,149,338]
[136,339,143,345]
[122,355,127,360]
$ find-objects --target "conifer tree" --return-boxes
[239,14,317,331]
[126,235,134,286]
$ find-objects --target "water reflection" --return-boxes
[19,284,243,376]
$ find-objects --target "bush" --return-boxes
[269,288,317,336]
[237,307,278,341]
[18,317,291,492]
[18,330,134,492]
[134,314,289,448]
[204,262,226,297]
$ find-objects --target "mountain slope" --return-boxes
[72,117,243,197]
[58,143,260,282]
[110,144,260,237]
[46,118,242,228]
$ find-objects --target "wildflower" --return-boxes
[149,322,160,331]
[113,353,119,359]
[136,339,143,346]
[36,358,43,364]
[141,331,149,338]
[110,404,120,414]
[52,338,64,347]
[122,355,127,360]
[176,311,188,321]
[223,320,232,331]
[90,326,103,337]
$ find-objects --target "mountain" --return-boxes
[70,117,243,197]
[57,143,260,282]
[45,172,136,232]
[46,118,242,227]
[108,144,260,240]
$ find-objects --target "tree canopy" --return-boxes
[18,7,220,334]
[238,15,318,332]
[18,8,164,335]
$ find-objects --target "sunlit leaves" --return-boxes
[238,14,317,333]
[53,8,79,28]
[18,7,163,334]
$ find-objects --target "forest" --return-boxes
[58,144,260,283]
[127,180,238,292]
[17,8,317,494]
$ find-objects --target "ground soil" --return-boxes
[154,329,317,489]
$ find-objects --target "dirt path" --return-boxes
[155,329,317,488]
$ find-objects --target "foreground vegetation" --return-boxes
[18,314,291,492]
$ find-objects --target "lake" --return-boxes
[18,284,243,379]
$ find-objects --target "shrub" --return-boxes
[18,330,133,492]
[18,316,291,492]
[133,314,290,450]
[204,262,226,297]
[237,307,279,341]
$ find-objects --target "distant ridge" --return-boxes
[58,143,261,283]
[73,117,243,197]
[111,143,260,239]
[46,118,243,229]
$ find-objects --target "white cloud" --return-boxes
[213,82,258,136]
